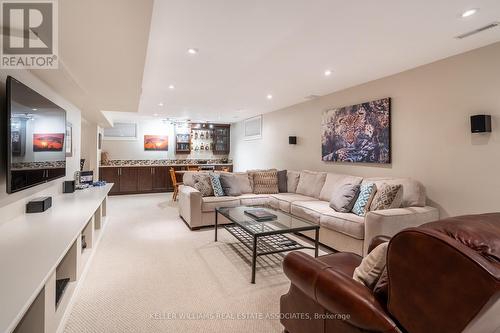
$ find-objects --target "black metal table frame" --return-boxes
[215,208,320,283]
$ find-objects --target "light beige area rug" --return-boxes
[63,193,320,333]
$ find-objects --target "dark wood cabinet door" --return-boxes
[99,167,120,194]
[213,125,230,154]
[152,166,169,191]
[119,167,138,193]
[137,167,153,192]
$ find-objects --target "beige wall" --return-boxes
[231,42,500,218]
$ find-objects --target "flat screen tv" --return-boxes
[6,76,66,193]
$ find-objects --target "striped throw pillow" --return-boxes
[253,170,279,194]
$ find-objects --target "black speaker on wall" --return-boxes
[289,136,297,144]
[470,115,491,133]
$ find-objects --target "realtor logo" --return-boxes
[1,0,58,68]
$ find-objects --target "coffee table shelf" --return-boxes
[215,206,319,283]
[224,224,310,255]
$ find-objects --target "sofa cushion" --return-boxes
[247,169,276,191]
[209,172,224,197]
[290,200,336,224]
[201,196,240,212]
[320,211,365,239]
[253,170,279,194]
[183,171,209,187]
[219,173,242,196]
[193,173,214,196]
[233,172,253,194]
[352,183,377,217]
[353,242,388,288]
[362,177,425,207]
[269,193,318,213]
[277,170,287,192]
[295,170,327,198]
[319,173,363,202]
[239,193,271,206]
[370,183,403,211]
[286,170,300,193]
[329,183,360,213]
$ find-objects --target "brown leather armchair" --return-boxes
[280,213,500,333]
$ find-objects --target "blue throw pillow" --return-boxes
[352,183,377,216]
[210,173,225,197]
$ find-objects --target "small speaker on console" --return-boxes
[26,196,52,213]
[63,180,75,193]
[471,115,491,133]
[289,136,297,144]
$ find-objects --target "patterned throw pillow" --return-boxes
[193,173,213,197]
[352,183,377,216]
[209,173,225,197]
[253,170,279,194]
[370,183,403,211]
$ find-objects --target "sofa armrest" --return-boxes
[363,206,439,255]
[178,185,202,228]
[283,251,400,332]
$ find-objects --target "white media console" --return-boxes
[0,184,113,333]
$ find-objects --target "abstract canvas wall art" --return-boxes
[321,98,391,164]
[33,133,64,152]
[144,135,168,151]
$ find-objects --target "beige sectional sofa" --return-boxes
[178,170,439,256]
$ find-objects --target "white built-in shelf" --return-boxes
[0,184,112,333]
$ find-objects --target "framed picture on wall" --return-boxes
[33,133,64,152]
[321,97,391,164]
[244,115,262,140]
[65,122,73,157]
[144,135,168,151]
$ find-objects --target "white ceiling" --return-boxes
[32,0,153,125]
[138,0,500,123]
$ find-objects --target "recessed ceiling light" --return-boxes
[158,102,164,107]
[461,8,478,18]
[324,69,332,76]
[266,94,273,100]
[187,48,198,55]
[168,84,175,90]
[32,108,38,111]
[153,113,159,117]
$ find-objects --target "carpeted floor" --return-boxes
[63,193,321,333]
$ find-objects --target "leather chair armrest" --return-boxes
[367,235,391,254]
[283,251,399,332]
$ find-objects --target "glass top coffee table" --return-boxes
[215,206,320,283]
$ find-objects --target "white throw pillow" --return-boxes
[353,242,388,288]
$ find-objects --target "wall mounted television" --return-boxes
[6,76,67,193]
